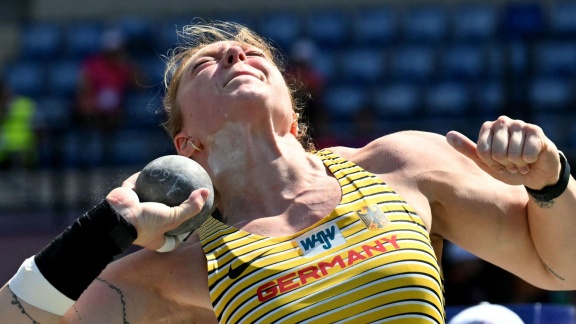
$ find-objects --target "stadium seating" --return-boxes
[45,60,81,98]
[372,83,421,118]
[3,60,45,97]
[440,43,486,81]
[64,22,105,58]
[3,1,576,168]
[323,84,367,121]
[388,45,436,81]
[337,47,386,85]
[452,4,499,41]
[35,95,72,129]
[303,10,349,49]
[257,11,302,51]
[123,91,164,127]
[533,41,576,77]
[351,7,399,45]
[549,1,576,36]
[403,5,448,44]
[424,81,471,116]
[19,22,63,61]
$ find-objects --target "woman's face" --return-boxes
[175,41,294,141]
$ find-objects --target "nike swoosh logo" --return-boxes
[228,249,270,280]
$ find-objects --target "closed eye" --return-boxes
[246,51,265,58]
[192,58,212,71]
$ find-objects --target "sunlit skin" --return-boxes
[1,28,576,324]
[173,41,327,231]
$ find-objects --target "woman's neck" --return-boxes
[202,122,329,226]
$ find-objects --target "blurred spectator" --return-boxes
[0,79,38,169]
[74,28,142,129]
[285,39,326,138]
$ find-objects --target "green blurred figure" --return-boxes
[0,80,38,169]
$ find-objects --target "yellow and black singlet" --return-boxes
[196,149,445,323]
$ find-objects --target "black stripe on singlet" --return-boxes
[212,250,297,315]
[220,227,439,319]
[232,250,444,324]
[294,291,444,324]
[203,231,257,255]
[208,240,286,291]
[249,268,444,324]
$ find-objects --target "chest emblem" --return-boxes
[357,204,391,230]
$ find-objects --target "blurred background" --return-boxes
[0,0,575,321]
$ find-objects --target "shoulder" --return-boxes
[325,130,491,222]
[327,130,463,175]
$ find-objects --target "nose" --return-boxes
[222,46,247,68]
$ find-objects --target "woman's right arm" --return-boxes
[0,173,211,323]
[0,284,62,323]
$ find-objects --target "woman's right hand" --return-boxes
[105,172,209,250]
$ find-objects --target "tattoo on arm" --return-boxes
[545,264,565,281]
[96,278,130,324]
[72,305,82,321]
[8,286,39,324]
[534,199,555,208]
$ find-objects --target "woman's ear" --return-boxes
[174,131,193,157]
[290,112,299,136]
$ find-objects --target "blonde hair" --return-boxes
[161,20,314,151]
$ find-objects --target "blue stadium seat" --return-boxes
[139,56,166,89]
[509,41,529,75]
[452,4,499,41]
[310,50,337,82]
[403,5,448,43]
[485,44,504,78]
[441,44,485,80]
[257,11,301,51]
[123,91,163,127]
[64,22,104,58]
[3,61,45,97]
[528,77,572,111]
[110,129,168,165]
[532,113,569,150]
[533,41,576,77]
[337,47,385,85]
[352,7,399,45]
[154,20,185,52]
[35,96,72,129]
[389,45,436,81]
[45,61,81,97]
[567,115,576,149]
[19,22,63,60]
[502,2,545,37]
[61,130,103,167]
[424,81,470,116]
[303,10,349,49]
[474,80,505,117]
[115,16,155,54]
[549,1,576,35]
[116,16,152,41]
[372,83,420,117]
[323,84,368,121]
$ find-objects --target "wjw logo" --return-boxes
[296,222,346,257]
